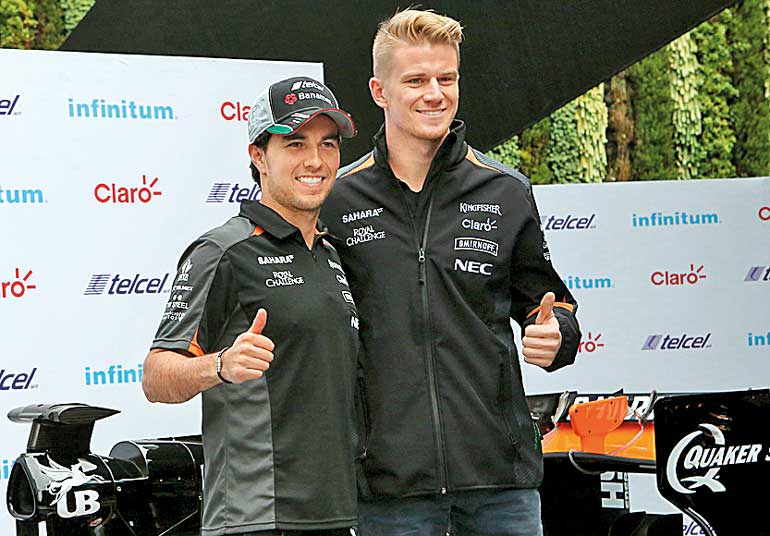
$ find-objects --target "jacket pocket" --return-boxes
[354,366,374,497]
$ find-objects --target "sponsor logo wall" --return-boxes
[0,48,322,534]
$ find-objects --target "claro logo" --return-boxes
[220,101,250,121]
[94,175,161,204]
[578,332,605,354]
[1,268,36,299]
[759,206,770,221]
[651,264,706,286]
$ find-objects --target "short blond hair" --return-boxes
[372,9,464,78]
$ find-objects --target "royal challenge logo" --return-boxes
[84,272,170,296]
[745,265,770,283]
[0,185,45,204]
[94,174,161,204]
[1,267,36,300]
[1,94,21,116]
[632,210,719,228]
[541,213,597,231]
[207,181,261,203]
[68,98,176,120]
[642,333,712,351]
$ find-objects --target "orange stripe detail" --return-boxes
[526,301,575,319]
[187,328,204,357]
[340,155,375,178]
[465,147,498,172]
[252,225,264,237]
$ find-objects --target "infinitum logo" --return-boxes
[562,275,612,290]
[0,95,20,116]
[578,332,605,354]
[747,331,770,348]
[84,273,169,295]
[1,268,36,299]
[0,186,44,204]
[745,266,770,282]
[207,182,261,203]
[2,459,15,480]
[68,98,175,120]
[642,333,711,351]
[541,213,596,231]
[632,211,719,227]
[94,174,161,204]
[220,101,251,121]
[84,363,143,386]
[651,264,706,286]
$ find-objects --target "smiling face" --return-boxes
[370,41,459,147]
[250,114,341,222]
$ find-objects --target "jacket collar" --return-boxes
[239,200,300,240]
[372,119,468,175]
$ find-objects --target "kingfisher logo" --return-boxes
[578,332,605,354]
[220,101,251,121]
[759,206,770,221]
[642,333,711,350]
[541,213,596,231]
[68,98,175,120]
[207,182,261,203]
[0,95,20,116]
[84,273,169,295]
[632,211,719,227]
[748,331,769,347]
[562,275,612,290]
[94,174,161,204]
[651,264,706,286]
[0,186,44,204]
[1,268,36,299]
[0,367,38,391]
[85,363,143,386]
[745,266,770,282]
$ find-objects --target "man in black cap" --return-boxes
[143,76,359,536]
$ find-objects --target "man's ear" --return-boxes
[249,143,269,176]
[369,77,387,110]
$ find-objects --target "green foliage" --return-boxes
[547,100,580,183]
[0,0,37,48]
[576,84,608,182]
[731,0,770,176]
[486,135,521,170]
[629,48,678,180]
[518,118,553,184]
[60,0,94,32]
[668,33,703,179]
[33,0,65,49]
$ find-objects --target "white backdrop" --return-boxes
[2,48,769,535]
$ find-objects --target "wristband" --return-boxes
[216,346,232,384]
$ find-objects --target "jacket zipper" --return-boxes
[398,184,448,494]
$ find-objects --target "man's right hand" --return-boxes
[220,308,275,383]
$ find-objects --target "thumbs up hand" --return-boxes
[219,308,275,383]
[522,292,562,368]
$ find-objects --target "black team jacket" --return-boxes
[320,120,581,498]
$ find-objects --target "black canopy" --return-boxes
[62,0,734,162]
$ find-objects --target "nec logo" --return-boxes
[1,268,36,299]
[207,182,261,203]
[578,332,605,354]
[0,368,38,391]
[745,266,770,282]
[642,333,711,351]
[220,101,251,121]
[84,273,169,295]
[94,175,161,204]
[0,95,20,116]
[541,214,596,231]
[454,258,492,276]
[651,264,706,286]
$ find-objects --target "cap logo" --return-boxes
[291,79,326,92]
[284,93,298,105]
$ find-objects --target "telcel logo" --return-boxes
[651,264,706,286]
[642,333,711,350]
[745,266,770,282]
[94,174,161,204]
[207,182,261,203]
[578,332,605,353]
[1,268,36,299]
[0,368,38,390]
[541,214,596,231]
[220,101,250,121]
[0,95,20,116]
[759,206,770,221]
[84,273,169,295]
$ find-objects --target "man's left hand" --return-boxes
[522,292,562,368]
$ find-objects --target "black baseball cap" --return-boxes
[248,76,356,142]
